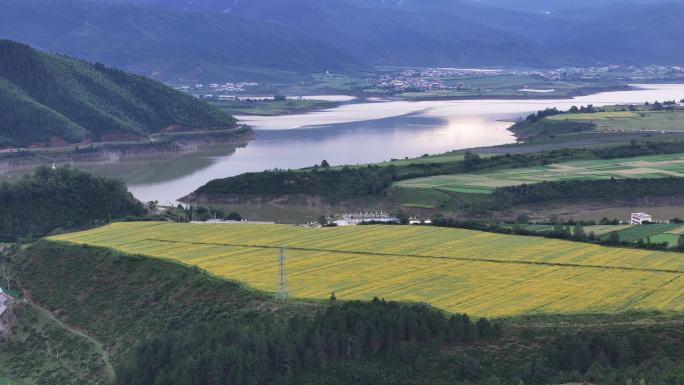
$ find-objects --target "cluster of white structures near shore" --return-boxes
[331,212,430,227]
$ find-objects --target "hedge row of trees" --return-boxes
[118,299,502,385]
[430,216,679,252]
[490,177,684,209]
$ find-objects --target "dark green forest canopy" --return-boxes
[0,39,236,148]
[0,166,145,241]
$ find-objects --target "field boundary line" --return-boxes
[141,238,684,275]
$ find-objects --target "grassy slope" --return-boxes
[554,110,684,132]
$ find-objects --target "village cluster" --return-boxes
[374,65,684,93]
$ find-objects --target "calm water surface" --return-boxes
[13,84,684,204]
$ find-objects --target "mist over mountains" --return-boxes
[1,0,682,82]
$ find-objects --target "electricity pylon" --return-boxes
[276,246,288,301]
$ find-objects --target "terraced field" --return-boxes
[395,153,684,194]
[51,222,684,317]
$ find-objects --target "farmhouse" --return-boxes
[631,212,653,225]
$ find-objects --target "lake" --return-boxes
[9,84,684,205]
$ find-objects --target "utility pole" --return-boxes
[276,246,288,301]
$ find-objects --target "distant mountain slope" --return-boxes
[2,0,681,83]
[92,0,684,69]
[0,0,365,83]
[543,3,684,65]
[474,0,669,12]
[0,39,237,148]
[184,0,551,67]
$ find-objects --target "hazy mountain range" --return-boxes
[0,0,682,82]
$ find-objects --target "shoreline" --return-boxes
[233,84,638,118]
[387,84,635,102]
[0,127,253,175]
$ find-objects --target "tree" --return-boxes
[394,210,410,225]
[677,234,684,250]
[463,151,481,171]
[608,232,621,244]
[147,200,159,211]
[516,213,530,224]
[320,160,330,168]
[226,212,242,221]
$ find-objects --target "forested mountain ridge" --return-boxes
[0,39,238,148]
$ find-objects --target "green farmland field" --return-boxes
[51,222,684,318]
[395,152,684,195]
[609,223,681,242]
[548,110,684,132]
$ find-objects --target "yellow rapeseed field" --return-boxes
[51,222,684,317]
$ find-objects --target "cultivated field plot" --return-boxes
[395,153,684,194]
[548,111,684,132]
[52,222,684,317]
[547,111,640,121]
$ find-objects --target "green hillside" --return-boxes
[0,39,237,148]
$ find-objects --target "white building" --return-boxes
[0,288,9,318]
[630,212,652,225]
